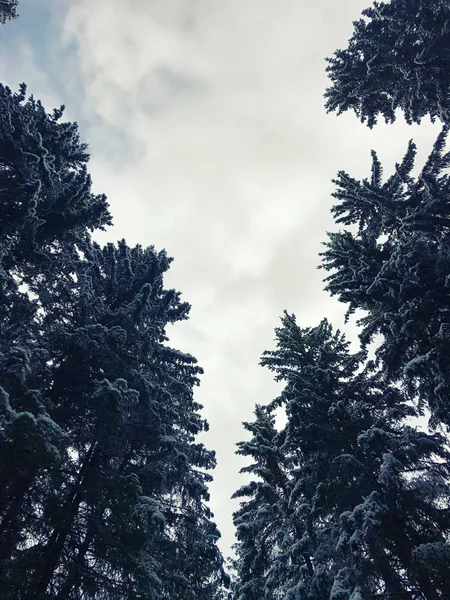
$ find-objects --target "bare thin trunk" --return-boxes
[24,442,98,600]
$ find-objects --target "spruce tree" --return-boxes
[323,0,450,434]
[0,83,111,593]
[324,0,450,127]
[0,85,227,598]
[232,406,293,600]
[0,0,18,24]
[233,315,450,600]
[233,2,450,597]
[320,126,450,430]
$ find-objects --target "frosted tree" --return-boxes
[0,0,18,24]
[232,406,295,600]
[0,85,227,599]
[227,3,450,599]
[324,0,450,127]
[232,315,450,599]
[0,83,110,593]
[321,126,450,430]
[18,240,227,600]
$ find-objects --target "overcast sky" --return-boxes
[1,0,441,557]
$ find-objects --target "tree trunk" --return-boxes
[24,442,98,600]
[0,471,38,565]
[55,522,96,599]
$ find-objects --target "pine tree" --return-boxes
[320,126,450,430]
[232,406,293,600]
[232,4,450,599]
[0,0,18,24]
[232,314,450,599]
[0,83,111,593]
[19,240,226,600]
[0,85,227,598]
[324,0,450,127]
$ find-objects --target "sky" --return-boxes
[0,0,441,557]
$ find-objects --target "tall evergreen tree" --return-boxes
[320,126,450,430]
[232,405,293,600]
[0,83,111,592]
[233,315,450,600]
[324,0,450,127]
[0,0,18,24]
[0,85,227,598]
[232,3,450,599]
[322,0,450,434]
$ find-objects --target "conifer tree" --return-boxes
[232,406,293,600]
[324,0,450,127]
[232,3,450,598]
[0,0,18,24]
[320,126,450,430]
[232,315,450,600]
[323,0,450,434]
[0,84,111,592]
[0,85,227,598]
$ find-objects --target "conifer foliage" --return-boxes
[233,316,450,599]
[0,0,18,24]
[321,126,450,430]
[233,0,450,598]
[0,84,227,599]
[324,0,450,127]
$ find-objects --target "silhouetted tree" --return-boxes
[0,84,227,599]
[321,126,450,431]
[325,0,450,127]
[233,315,450,600]
[0,0,18,24]
[231,3,450,598]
